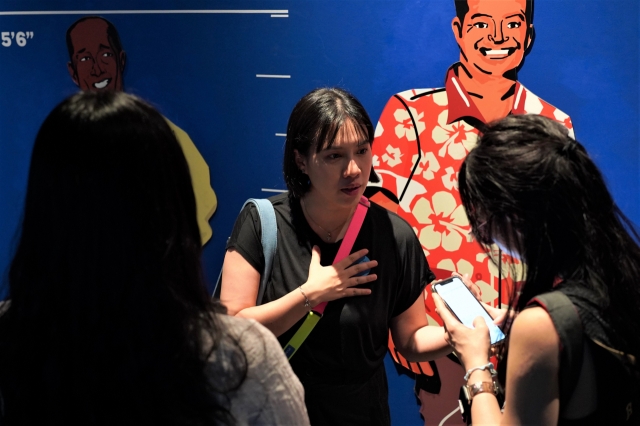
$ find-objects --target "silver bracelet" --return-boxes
[298,286,311,310]
[463,362,497,381]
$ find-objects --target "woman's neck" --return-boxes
[300,194,356,243]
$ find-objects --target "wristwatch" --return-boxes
[458,380,504,424]
[463,380,501,400]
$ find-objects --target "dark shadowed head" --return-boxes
[3,91,245,424]
[16,91,202,298]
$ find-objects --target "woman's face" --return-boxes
[295,119,372,209]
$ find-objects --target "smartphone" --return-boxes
[432,276,505,346]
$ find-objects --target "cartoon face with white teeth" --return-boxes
[452,0,532,77]
[66,17,126,92]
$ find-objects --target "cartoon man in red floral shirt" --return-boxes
[370,0,574,422]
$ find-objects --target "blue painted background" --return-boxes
[1,1,638,424]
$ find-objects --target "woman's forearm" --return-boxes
[234,288,312,337]
[396,325,452,362]
[467,369,503,425]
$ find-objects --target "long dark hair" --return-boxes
[1,91,245,425]
[459,114,640,367]
[283,87,379,199]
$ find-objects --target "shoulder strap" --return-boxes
[213,198,277,305]
[244,198,277,304]
[527,291,584,406]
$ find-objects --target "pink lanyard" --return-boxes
[283,195,370,359]
[312,195,370,315]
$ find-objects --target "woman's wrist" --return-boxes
[466,366,494,385]
[463,359,492,378]
[297,286,311,311]
[299,283,320,308]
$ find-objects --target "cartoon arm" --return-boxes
[165,118,217,245]
[371,94,413,200]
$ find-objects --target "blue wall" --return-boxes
[1,1,638,424]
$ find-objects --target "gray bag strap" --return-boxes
[213,198,277,304]
[527,291,584,406]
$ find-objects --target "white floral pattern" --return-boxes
[412,151,440,181]
[442,166,458,191]
[432,110,478,159]
[413,191,470,252]
[381,144,403,167]
[394,107,426,142]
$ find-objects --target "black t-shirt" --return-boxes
[226,192,434,424]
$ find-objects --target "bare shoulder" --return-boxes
[502,308,562,424]
[508,307,560,371]
[512,306,556,333]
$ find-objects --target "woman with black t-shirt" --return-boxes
[220,88,459,425]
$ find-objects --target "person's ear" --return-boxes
[67,61,79,87]
[452,17,463,40]
[294,149,307,174]
[119,50,126,72]
[524,24,534,51]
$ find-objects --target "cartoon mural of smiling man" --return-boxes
[450,0,553,123]
[370,0,574,423]
[66,17,125,92]
[65,16,217,245]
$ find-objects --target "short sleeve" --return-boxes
[226,203,265,274]
[391,218,435,317]
[232,320,310,425]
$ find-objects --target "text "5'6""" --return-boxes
[2,32,34,47]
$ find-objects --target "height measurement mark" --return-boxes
[1,31,34,47]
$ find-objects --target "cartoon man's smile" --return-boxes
[479,46,519,59]
[93,78,112,89]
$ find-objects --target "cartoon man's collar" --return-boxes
[444,63,528,125]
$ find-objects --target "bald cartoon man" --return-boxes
[66,16,217,244]
[66,17,126,92]
[371,0,574,423]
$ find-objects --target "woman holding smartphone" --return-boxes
[220,87,460,425]
[434,114,640,425]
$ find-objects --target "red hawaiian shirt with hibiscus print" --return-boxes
[372,64,574,373]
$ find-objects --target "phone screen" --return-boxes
[433,277,505,345]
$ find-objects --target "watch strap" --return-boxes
[465,381,498,400]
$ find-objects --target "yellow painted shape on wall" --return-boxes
[165,118,217,245]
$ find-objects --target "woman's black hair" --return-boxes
[459,114,640,370]
[283,87,379,199]
[0,91,246,425]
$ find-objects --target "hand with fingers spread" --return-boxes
[433,293,492,370]
[302,246,378,307]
